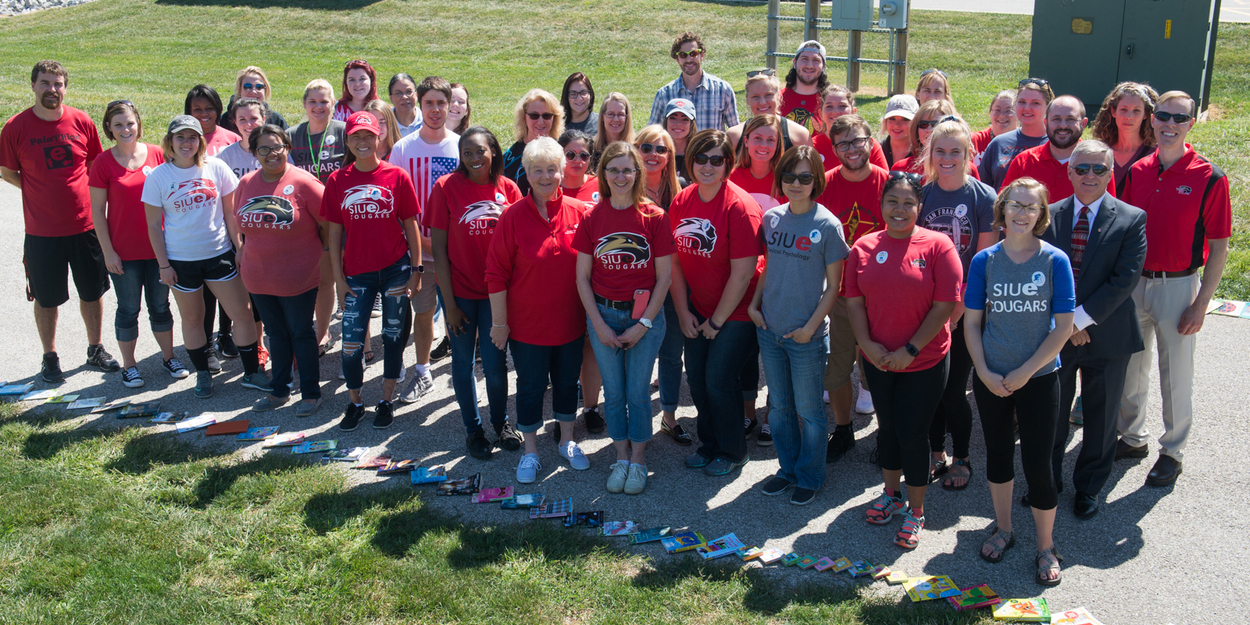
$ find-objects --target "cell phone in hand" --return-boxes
[631,289,650,320]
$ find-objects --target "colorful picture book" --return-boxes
[206,420,251,436]
[238,426,281,441]
[291,439,336,454]
[871,564,891,580]
[993,598,1050,622]
[44,394,78,403]
[355,455,392,470]
[529,497,573,519]
[263,432,305,447]
[471,487,514,503]
[563,511,604,528]
[436,474,482,496]
[1209,299,1250,318]
[660,531,706,554]
[0,383,35,396]
[903,575,962,602]
[20,389,59,402]
[377,459,418,476]
[90,398,131,413]
[602,521,637,536]
[176,415,217,433]
[409,464,446,482]
[831,557,853,572]
[782,553,802,567]
[696,533,744,560]
[67,396,106,410]
[797,556,818,569]
[812,557,835,572]
[885,571,910,585]
[630,526,671,544]
[500,493,542,509]
[323,447,370,461]
[946,585,1002,611]
[849,560,874,578]
[1050,607,1104,625]
[118,401,161,418]
[151,411,189,424]
[758,548,784,565]
[737,546,763,561]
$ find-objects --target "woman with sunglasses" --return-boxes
[387,73,423,138]
[185,84,240,157]
[662,98,697,181]
[89,101,187,388]
[486,137,591,483]
[918,116,998,491]
[448,83,472,135]
[979,79,1053,190]
[333,60,380,122]
[846,170,961,549]
[427,126,524,459]
[222,66,288,135]
[964,177,1074,586]
[670,130,763,478]
[971,90,1018,172]
[575,141,674,495]
[914,68,954,106]
[503,89,564,196]
[560,129,606,435]
[561,73,598,137]
[592,92,635,169]
[891,99,957,176]
[726,71,810,154]
[1091,82,1158,196]
[812,84,889,172]
[748,145,849,505]
[231,124,327,417]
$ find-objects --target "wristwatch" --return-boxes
[639,317,653,329]
[414,264,425,274]
[904,343,919,357]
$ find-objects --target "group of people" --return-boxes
[0,31,1232,588]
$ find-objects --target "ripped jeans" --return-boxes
[341,253,412,390]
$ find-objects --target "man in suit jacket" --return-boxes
[1040,140,1147,518]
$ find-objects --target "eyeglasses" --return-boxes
[676,49,704,59]
[255,144,287,156]
[527,112,555,121]
[1072,163,1111,177]
[568,90,591,100]
[604,112,628,121]
[605,167,638,177]
[916,119,940,130]
[1153,111,1193,124]
[638,143,669,155]
[746,68,776,78]
[1018,77,1050,89]
[781,171,815,185]
[391,89,416,98]
[888,170,923,184]
[990,107,1015,116]
[565,150,591,162]
[834,136,870,152]
[241,82,265,91]
[1003,200,1043,215]
[692,153,727,167]
[920,68,947,79]
[107,99,134,109]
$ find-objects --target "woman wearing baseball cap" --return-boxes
[662,98,697,180]
[878,94,918,168]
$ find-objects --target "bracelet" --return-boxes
[159,265,171,270]
[492,323,507,328]
[707,318,722,332]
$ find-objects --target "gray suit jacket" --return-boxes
[1042,194,1147,360]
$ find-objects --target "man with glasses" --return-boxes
[1001,95,1100,202]
[1038,140,1146,518]
[648,32,738,132]
[1117,91,1232,487]
[0,60,119,383]
[815,114,890,463]
[779,40,828,132]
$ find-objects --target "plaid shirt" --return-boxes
[647,71,739,131]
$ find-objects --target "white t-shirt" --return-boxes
[141,156,239,261]
[216,142,259,180]
[387,130,459,262]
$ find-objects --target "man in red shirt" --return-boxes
[0,60,118,383]
[1116,91,1232,487]
[1000,95,1088,202]
[815,114,889,463]
[779,40,827,132]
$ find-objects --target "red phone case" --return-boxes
[631,289,650,319]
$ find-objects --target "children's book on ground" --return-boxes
[993,598,1050,622]
[903,575,961,601]
[68,396,106,410]
[602,521,637,536]
[206,420,251,436]
[176,415,217,433]
[812,557,835,571]
[1050,607,1103,625]
[377,459,418,476]
[529,497,573,520]
[292,439,336,454]
[737,546,763,561]
[356,455,392,470]
[91,398,131,413]
[20,389,58,402]
[885,571,909,585]
[758,548,784,565]
[661,531,706,554]
[563,511,604,528]
[118,401,161,418]
[151,411,189,424]
[323,447,370,461]
[408,464,445,482]
[947,585,1002,611]
[436,473,481,495]
[238,426,280,441]
[0,383,35,396]
[832,556,853,572]
[630,526,671,544]
[782,553,802,566]
[263,432,305,447]
[849,560,874,578]
[471,487,513,503]
[499,493,542,508]
[696,533,744,559]
[44,394,78,403]
[871,564,891,580]
[797,556,818,569]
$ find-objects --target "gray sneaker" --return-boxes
[623,463,648,495]
[606,461,629,493]
[240,371,273,392]
[194,370,213,398]
[398,373,434,404]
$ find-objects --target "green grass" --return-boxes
[0,402,994,624]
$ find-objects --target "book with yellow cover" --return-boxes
[993,598,1050,622]
[903,575,961,601]
[946,585,1002,611]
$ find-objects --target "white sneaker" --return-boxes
[516,453,541,484]
[624,463,648,495]
[606,461,629,493]
[855,385,875,415]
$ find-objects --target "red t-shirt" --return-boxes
[779,87,819,132]
[728,168,784,213]
[0,106,103,237]
[1001,142,1116,203]
[971,127,995,170]
[203,128,241,157]
[563,176,601,210]
[816,164,888,246]
[573,201,676,301]
[813,133,889,172]
[321,161,420,276]
[485,191,588,346]
[87,144,165,260]
[668,181,763,322]
[234,167,325,297]
[843,228,963,372]
[1124,146,1233,272]
[424,172,523,299]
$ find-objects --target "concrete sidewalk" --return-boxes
[912,0,1250,23]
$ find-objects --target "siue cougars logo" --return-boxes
[237,195,295,226]
[170,179,218,207]
[458,200,505,228]
[673,217,717,254]
[342,184,394,217]
[595,232,651,265]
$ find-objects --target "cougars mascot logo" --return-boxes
[594,232,651,265]
[673,217,717,254]
[458,201,505,228]
[342,185,395,217]
[237,195,295,226]
[170,179,218,206]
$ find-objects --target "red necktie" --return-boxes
[1071,205,1089,280]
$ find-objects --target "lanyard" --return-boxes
[307,126,327,180]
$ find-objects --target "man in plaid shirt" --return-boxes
[648,32,739,132]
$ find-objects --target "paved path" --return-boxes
[912,0,1250,23]
[2,179,1247,624]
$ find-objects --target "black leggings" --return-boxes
[929,321,974,457]
[974,371,1060,511]
[862,354,949,488]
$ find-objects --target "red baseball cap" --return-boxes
[345,111,381,136]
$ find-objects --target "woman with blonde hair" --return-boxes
[726,71,810,153]
[1090,81,1158,195]
[502,89,565,195]
[592,92,635,168]
[222,65,288,134]
[892,99,958,176]
[914,68,954,105]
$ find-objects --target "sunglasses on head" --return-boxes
[677,48,704,59]
[1072,163,1110,177]
[565,150,591,162]
[107,99,135,109]
[920,68,947,80]
[1018,77,1050,90]
[888,170,923,184]
[527,112,555,121]
[638,143,669,155]
[781,171,815,185]
[692,153,726,167]
[746,68,776,78]
[1154,111,1193,124]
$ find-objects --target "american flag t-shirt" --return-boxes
[388,132,460,259]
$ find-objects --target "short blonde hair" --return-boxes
[993,177,1051,236]
[235,66,272,101]
[1156,90,1195,117]
[745,72,782,97]
[521,136,565,173]
[303,78,334,103]
[513,89,564,143]
[920,115,973,183]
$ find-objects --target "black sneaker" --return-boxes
[206,347,223,374]
[163,357,191,379]
[466,429,493,459]
[790,487,818,506]
[761,476,794,496]
[756,423,773,446]
[826,425,856,463]
[583,407,605,434]
[494,420,522,451]
[430,336,451,362]
[216,332,239,359]
[121,366,144,388]
[40,352,64,383]
[373,400,395,429]
[86,344,121,372]
[339,403,365,431]
[744,417,759,437]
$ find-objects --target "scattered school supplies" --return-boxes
[118,401,161,418]
[602,521,637,536]
[871,564,891,580]
[849,560,874,578]
[355,455,392,470]
[90,398,131,413]
[1050,607,1104,625]
[67,396,106,410]
[176,415,217,433]
[993,598,1051,622]
[797,556,818,569]
[0,383,35,396]
[20,389,58,402]
[499,493,542,508]
[947,585,1002,612]
[151,411,189,424]
[377,459,418,476]
[782,553,802,567]
[529,497,573,520]
[263,432,305,447]
[903,575,961,601]
[697,533,744,559]
[630,526,671,544]
[563,511,604,528]
[660,531,706,553]
[737,546,763,561]
[436,474,482,495]
[758,548,784,565]
[206,420,251,436]
[471,487,514,503]
[323,447,370,461]
[885,571,910,585]
[831,556,853,572]
[409,464,446,482]
[291,439,336,454]
[238,426,280,441]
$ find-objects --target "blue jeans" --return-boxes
[342,254,411,390]
[510,335,584,433]
[758,326,829,489]
[588,303,667,443]
[658,294,684,413]
[683,312,756,464]
[252,288,321,400]
[110,258,174,343]
[448,295,509,433]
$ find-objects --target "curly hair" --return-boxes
[1090,82,1159,147]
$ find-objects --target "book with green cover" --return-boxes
[946,585,1002,611]
[849,560,874,578]
[993,598,1050,622]
[871,564,891,580]
[630,526,671,544]
[903,575,962,601]
[782,553,802,567]
[797,556,818,569]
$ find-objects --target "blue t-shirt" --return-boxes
[977,129,1048,190]
[965,240,1075,377]
[920,178,997,277]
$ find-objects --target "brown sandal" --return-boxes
[979,526,1014,563]
[942,459,973,491]
[1036,547,1064,586]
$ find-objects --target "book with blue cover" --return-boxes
[660,531,705,553]
[292,440,336,454]
[409,465,447,483]
[499,493,543,508]
[696,533,744,559]
[238,426,280,441]
[630,526,671,544]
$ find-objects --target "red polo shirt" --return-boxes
[1000,142,1117,203]
[1123,145,1232,272]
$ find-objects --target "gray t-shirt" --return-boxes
[760,203,850,336]
[977,129,1048,190]
[216,141,259,180]
[920,178,997,276]
[565,111,599,138]
[289,120,346,185]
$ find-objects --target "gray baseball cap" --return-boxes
[795,40,827,62]
[881,94,919,120]
[664,98,696,120]
[167,114,203,135]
